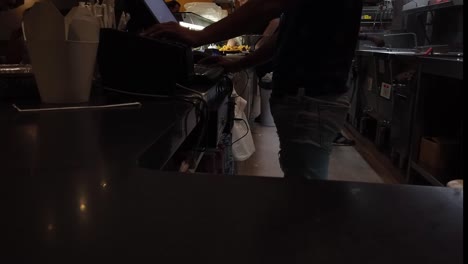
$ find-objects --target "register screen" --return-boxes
[143,0,177,23]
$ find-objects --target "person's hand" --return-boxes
[141,22,203,47]
[198,56,244,73]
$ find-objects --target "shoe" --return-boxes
[332,134,355,146]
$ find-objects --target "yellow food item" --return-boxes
[218,45,250,52]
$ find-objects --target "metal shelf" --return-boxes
[402,2,462,15]
[361,21,392,24]
[410,161,444,186]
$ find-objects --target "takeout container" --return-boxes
[26,40,99,103]
[23,1,100,104]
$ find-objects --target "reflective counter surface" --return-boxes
[0,83,463,264]
[3,167,463,263]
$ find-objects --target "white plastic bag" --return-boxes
[184,2,227,22]
[231,94,255,161]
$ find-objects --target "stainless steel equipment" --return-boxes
[0,64,37,100]
[402,0,464,14]
[174,12,215,28]
[383,33,418,48]
[0,64,33,77]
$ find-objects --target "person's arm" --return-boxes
[202,30,278,73]
[142,0,292,47]
[234,30,278,69]
[359,33,385,47]
[261,18,280,36]
[255,18,280,50]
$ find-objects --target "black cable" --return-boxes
[175,83,204,98]
[175,83,206,138]
[230,118,250,146]
[175,83,209,152]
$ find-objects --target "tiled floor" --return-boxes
[236,123,386,184]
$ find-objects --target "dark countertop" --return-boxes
[356,49,463,79]
[3,167,463,263]
[357,49,422,56]
[357,48,463,60]
[417,56,463,79]
[1,83,463,263]
[0,96,199,171]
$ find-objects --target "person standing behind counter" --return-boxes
[224,0,280,125]
[143,0,363,181]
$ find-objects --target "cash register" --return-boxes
[97,0,224,95]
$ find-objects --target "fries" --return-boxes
[218,45,250,52]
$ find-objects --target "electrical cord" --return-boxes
[179,97,207,170]
[177,78,235,170]
[175,83,206,138]
[230,118,250,146]
[175,83,204,98]
[174,83,211,170]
